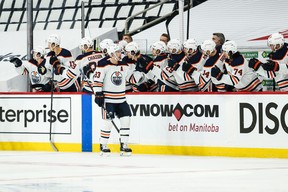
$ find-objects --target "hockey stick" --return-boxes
[80,69,120,133]
[49,67,58,152]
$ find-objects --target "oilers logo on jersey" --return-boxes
[111,71,123,85]
[31,71,41,84]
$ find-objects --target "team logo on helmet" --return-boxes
[111,71,123,86]
[31,71,41,83]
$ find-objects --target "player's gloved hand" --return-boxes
[167,59,180,71]
[136,56,154,73]
[137,82,150,92]
[42,82,52,92]
[94,92,104,107]
[211,65,223,80]
[137,80,154,92]
[248,58,262,71]
[262,60,279,71]
[83,62,96,77]
[182,62,196,76]
[10,58,22,67]
[54,65,65,75]
[167,58,177,68]
[49,55,60,66]
[49,55,64,75]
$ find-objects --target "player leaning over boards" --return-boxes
[75,37,104,93]
[248,32,288,91]
[46,34,81,92]
[10,46,53,92]
[210,40,263,92]
[94,43,132,156]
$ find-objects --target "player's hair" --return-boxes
[161,33,170,42]
[213,33,225,45]
[122,34,133,42]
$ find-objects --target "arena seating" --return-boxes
[0,0,206,36]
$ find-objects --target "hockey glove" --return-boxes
[248,58,262,71]
[49,55,60,66]
[168,59,180,71]
[42,82,52,92]
[94,92,104,107]
[10,58,22,67]
[54,65,65,75]
[83,62,96,77]
[211,65,223,80]
[262,60,279,71]
[137,82,150,92]
[167,58,177,68]
[182,62,196,76]
[136,56,154,73]
[137,80,155,92]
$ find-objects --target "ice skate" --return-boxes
[100,144,111,156]
[120,143,132,156]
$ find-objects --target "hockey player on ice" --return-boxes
[10,46,53,92]
[93,43,133,156]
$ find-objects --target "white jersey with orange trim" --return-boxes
[47,48,80,91]
[15,58,52,90]
[183,49,210,92]
[122,56,136,92]
[205,50,227,92]
[75,51,104,92]
[219,53,262,91]
[94,56,135,104]
[170,51,198,91]
[258,43,288,91]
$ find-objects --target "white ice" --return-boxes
[0,151,288,192]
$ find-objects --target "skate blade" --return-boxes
[120,152,132,156]
[100,152,110,157]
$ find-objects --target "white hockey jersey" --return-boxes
[94,56,135,103]
[46,48,80,91]
[15,58,52,91]
[219,53,262,91]
[260,43,288,91]
[75,51,104,92]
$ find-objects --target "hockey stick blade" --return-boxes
[50,141,58,152]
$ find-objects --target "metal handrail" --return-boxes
[125,0,191,35]
[124,0,170,34]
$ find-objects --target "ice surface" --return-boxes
[0,151,287,192]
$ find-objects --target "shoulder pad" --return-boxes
[188,51,202,64]
[75,54,85,60]
[231,55,245,66]
[28,59,38,65]
[141,54,153,62]
[122,56,135,64]
[154,54,167,62]
[97,57,110,67]
[59,48,72,57]
[47,51,54,57]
